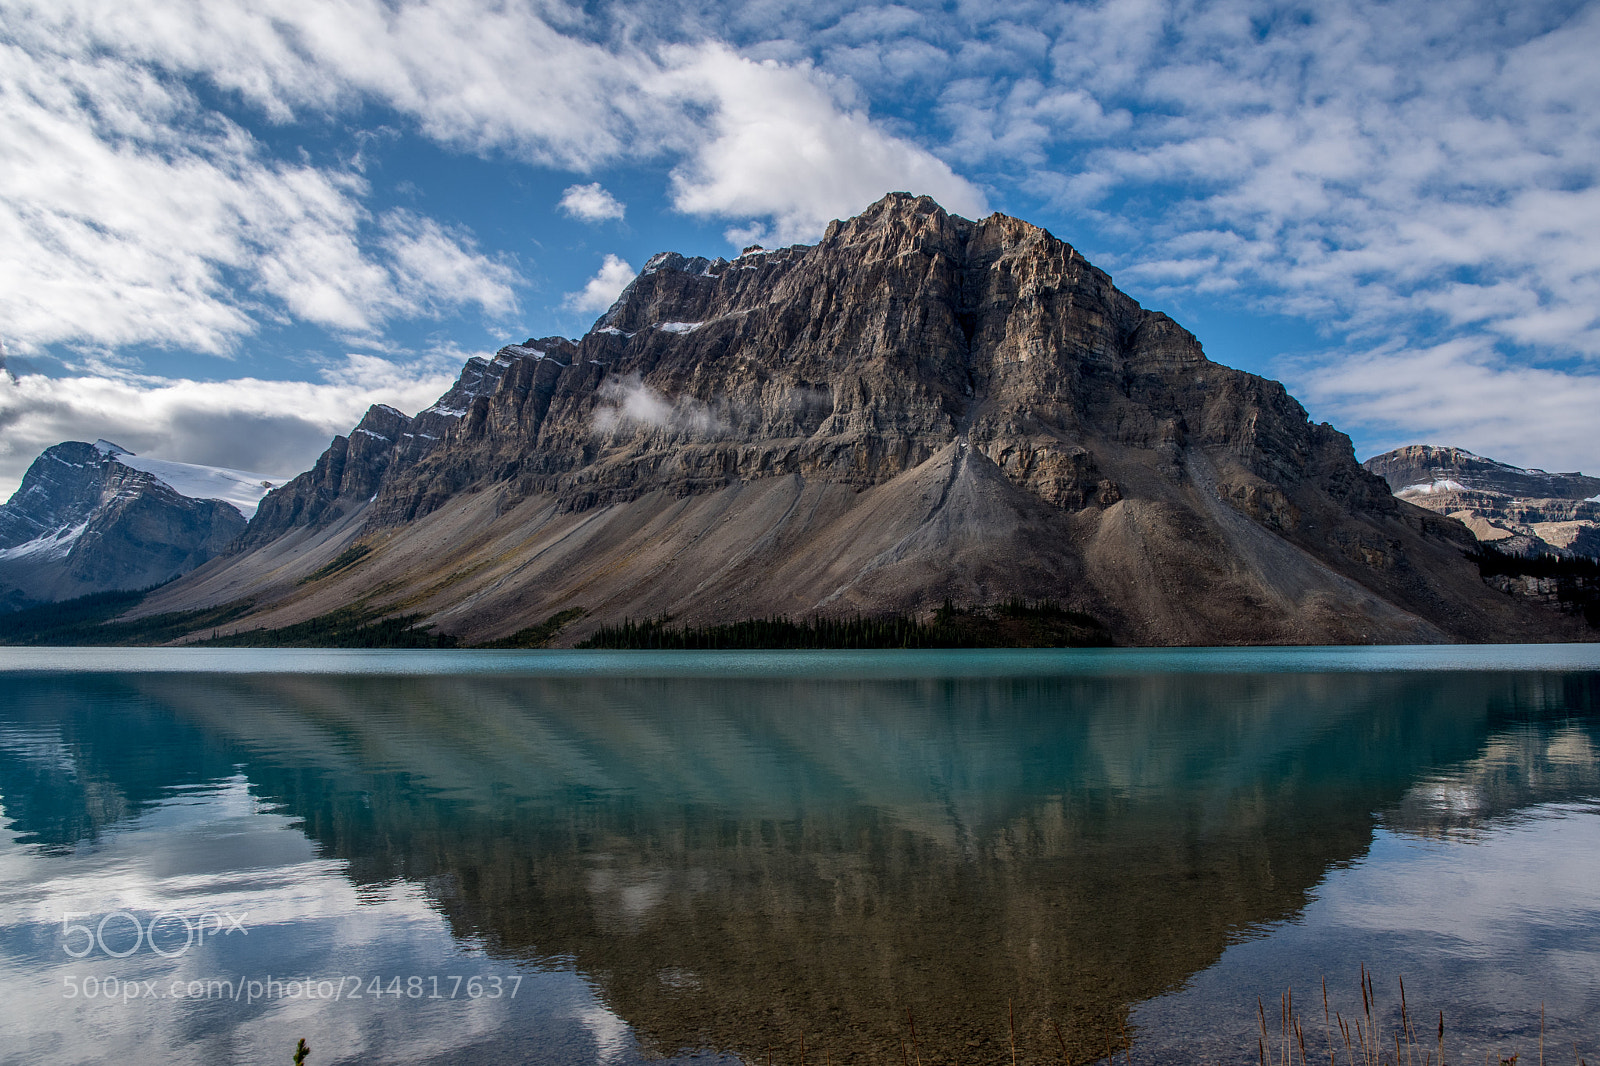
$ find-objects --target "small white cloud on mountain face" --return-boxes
[591,373,723,437]
[563,255,638,314]
[558,183,626,222]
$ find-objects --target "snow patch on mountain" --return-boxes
[1398,479,1471,495]
[0,521,89,562]
[111,450,290,518]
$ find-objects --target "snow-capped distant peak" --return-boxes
[111,454,292,519]
[94,439,132,457]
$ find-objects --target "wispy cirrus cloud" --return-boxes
[1009,0,1600,361]
[5,0,985,251]
[0,0,986,361]
[0,29,520,356]
[1291,341,1600,475]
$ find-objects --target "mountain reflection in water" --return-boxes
[1,660,1598,1064]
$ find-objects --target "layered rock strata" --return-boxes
[139,194,1591,645]
[1366,445,1600,559]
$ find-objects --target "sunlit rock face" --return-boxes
[0,441,247,608]
[144,195,1590,646]
[1366,445,1600,560]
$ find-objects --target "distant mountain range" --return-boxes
[1,194,1594,644]
[0,441,286,611]
[1365,445,1600,560]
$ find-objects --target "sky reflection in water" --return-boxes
[0,648,1597,1065]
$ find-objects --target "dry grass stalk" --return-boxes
[1053,1018,1071,1065]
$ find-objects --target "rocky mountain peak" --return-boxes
[1367,445,1600,500]
[0,442,109,548]
[0,441,249,609]
[131,195,1592,647]
[132,196,1558,644]
[1365,445,1600,558]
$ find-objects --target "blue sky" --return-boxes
[2,0,1598,496]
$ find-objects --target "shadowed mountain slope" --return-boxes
[0,441,251,610]
[136,194,1588,645]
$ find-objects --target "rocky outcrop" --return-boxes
[240,403,414,546]
[143,194,1592,645]
[241,340,583,545]
[0,442,247,607]
[1366,445,1600,559]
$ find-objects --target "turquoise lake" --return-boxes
[1,646,1598,1065]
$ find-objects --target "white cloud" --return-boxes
[562,255,638,315]
[558,183,626,222]
[0,355,460,499]
[9,0,681,171]
[379,211,520,320]
[662,43,987,244]
[0,31,520,355]
[6,0,988,246]
[1291,339,1600,474]
[1007,0,1600,365]
[1,0,989,358]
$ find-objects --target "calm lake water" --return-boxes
[1,646,1598,1065]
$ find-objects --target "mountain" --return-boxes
[0,441,285,610]
[120,195,1592,644]
[1365,445,1600,559]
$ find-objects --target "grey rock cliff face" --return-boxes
[1366,445,1600,559]
[338,195,1396,527]
[0,442,247,608]
[242,403,414,546]
[158,194,1588,645]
